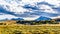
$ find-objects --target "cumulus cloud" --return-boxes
[0,0,60,20]
[46,0,60,7]
[0,14,18,20]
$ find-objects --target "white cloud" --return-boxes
[0,0,60,20]
[39,5,58,14]
[45,0,60,7]
[23,16,40,20]
[50,16,60,19]
[0,0,59,14]
[0,14,18,20]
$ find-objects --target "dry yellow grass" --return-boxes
[0,20,16,25]
[0,24,60,34]
[0,20,60,34]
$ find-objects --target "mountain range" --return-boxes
[11,18,24,20]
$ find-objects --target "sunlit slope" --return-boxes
[0,20,16,25]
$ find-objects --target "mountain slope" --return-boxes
[35,16,51,21]
[11,18,24,20]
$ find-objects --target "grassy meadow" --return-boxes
[0,20,60,34]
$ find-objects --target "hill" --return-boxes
[0,20,16,25]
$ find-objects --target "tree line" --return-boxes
[16,20,59,25]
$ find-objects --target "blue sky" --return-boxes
[0,0,60,20]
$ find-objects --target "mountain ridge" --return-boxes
[35,16,51,21]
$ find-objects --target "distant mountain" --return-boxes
[11,18,24,20]
[53,18,60,22]
[35,16,51,21]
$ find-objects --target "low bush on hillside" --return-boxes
[16,20,59,25]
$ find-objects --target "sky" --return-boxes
[0,0,60,20]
